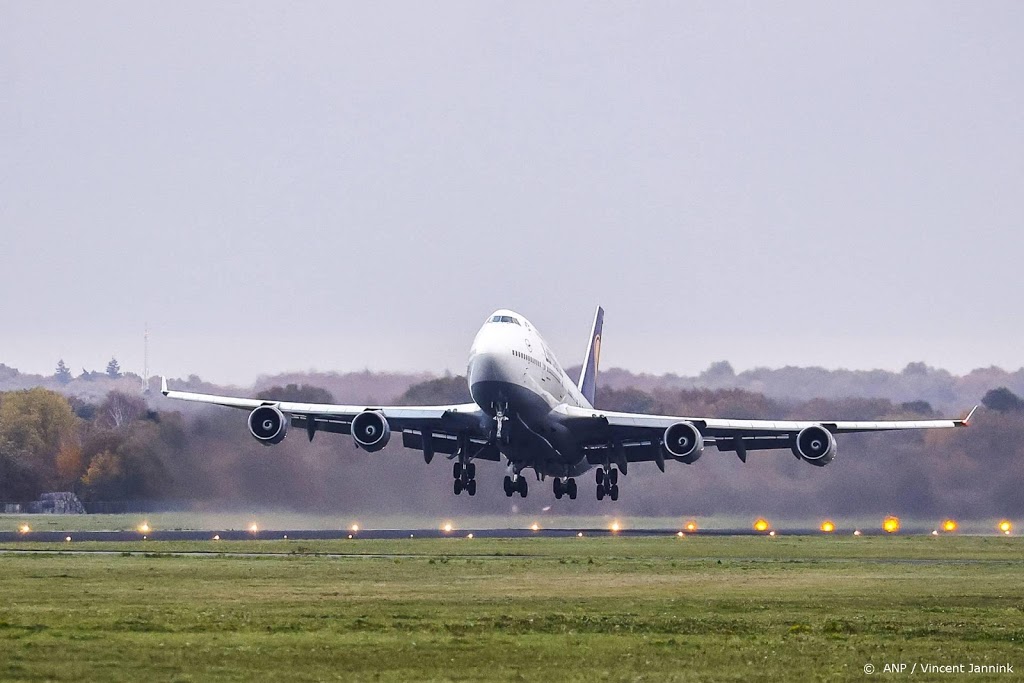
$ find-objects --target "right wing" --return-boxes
[161,377,495,461]
[553,402,975,468]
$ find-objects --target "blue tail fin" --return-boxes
[577,306,604,406]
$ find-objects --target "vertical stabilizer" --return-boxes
[578,306,604,406]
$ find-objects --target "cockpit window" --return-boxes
[489,315,520,325]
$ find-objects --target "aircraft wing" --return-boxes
[160,377,496,460]
[553,403,976,469]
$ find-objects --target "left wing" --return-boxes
[161,377,495,461]
[553,403,976,469]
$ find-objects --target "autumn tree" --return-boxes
[96,391,148,429]
[0,388,80,499]
[982,387,1024,412]
[396,376,470,405]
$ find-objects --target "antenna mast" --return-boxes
[142,323,150,394]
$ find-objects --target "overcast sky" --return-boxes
[2,2,1022,385]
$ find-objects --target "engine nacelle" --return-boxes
[663,421,704,464]
[248,405,288,445]
[793,425,837,466]
[351,410,391,452]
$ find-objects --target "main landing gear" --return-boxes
[453,461,477,496]
[503,474,528,498]
[553,477,577,500]
[595,467,619,501]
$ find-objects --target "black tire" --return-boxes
[568,479,577,499]
[610,484,619,501]
[518,478,528,498]
[610,468,619,485]
[453,462,462,479]
[467,462,476,479]
[552,478,562,496]
[467,480,477,496]
[595,467,604,486]
[503,476,513,497]
[596,484,605,501]
[454,479,463,495]
[555,489,563,500]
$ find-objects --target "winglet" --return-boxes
[160,376,169,396]
[957,405,979,427]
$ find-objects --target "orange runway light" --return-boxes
[753,518,770,533]
[685,521,698,532]
[350,524,360,533]
[820,521,835,533]
[998,520,1012,534]
[138,522,151,533]
[610,521,621,532]
[18,524,30,534]
[442,522,453,533]
[530,523,540,532]
[942,519,958,533]
[883,516,900,534]
[249,523,259,533]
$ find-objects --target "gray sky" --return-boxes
[2,2,1022,385]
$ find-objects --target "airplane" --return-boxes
[161,307,976,501]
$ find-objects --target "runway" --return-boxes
[0,526,945,542]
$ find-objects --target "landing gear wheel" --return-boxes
[610,484,619,501]
[466,462,476,479]
[517,477,529,498]
[467,479,477,496]
[610,468,619,485]
[596,483,605,500]
[567,478,577,500]
[595,467,604,486]
[453,462,462,479]
[503,475,513,497]
[454,478,463,495]
[553,478,563,499]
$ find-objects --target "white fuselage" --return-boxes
[467,309,591,416]
[465,310,594,477]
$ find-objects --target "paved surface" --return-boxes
[0,527,937,542]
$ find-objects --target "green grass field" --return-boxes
[0,536,1020,682]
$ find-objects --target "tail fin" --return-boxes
[578,306,604,406]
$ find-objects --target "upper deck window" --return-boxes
[490,315,520,325]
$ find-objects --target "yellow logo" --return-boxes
[592,334,601,369]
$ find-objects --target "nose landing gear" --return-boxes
[595,467,620,501]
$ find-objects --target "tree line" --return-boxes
[1,380,1021,517]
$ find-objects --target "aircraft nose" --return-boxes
[469,349,504,384]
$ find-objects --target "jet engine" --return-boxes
[351,410,391,452]
[248,405,288,445]
[792,425,836,466]
[663,421,704,464]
